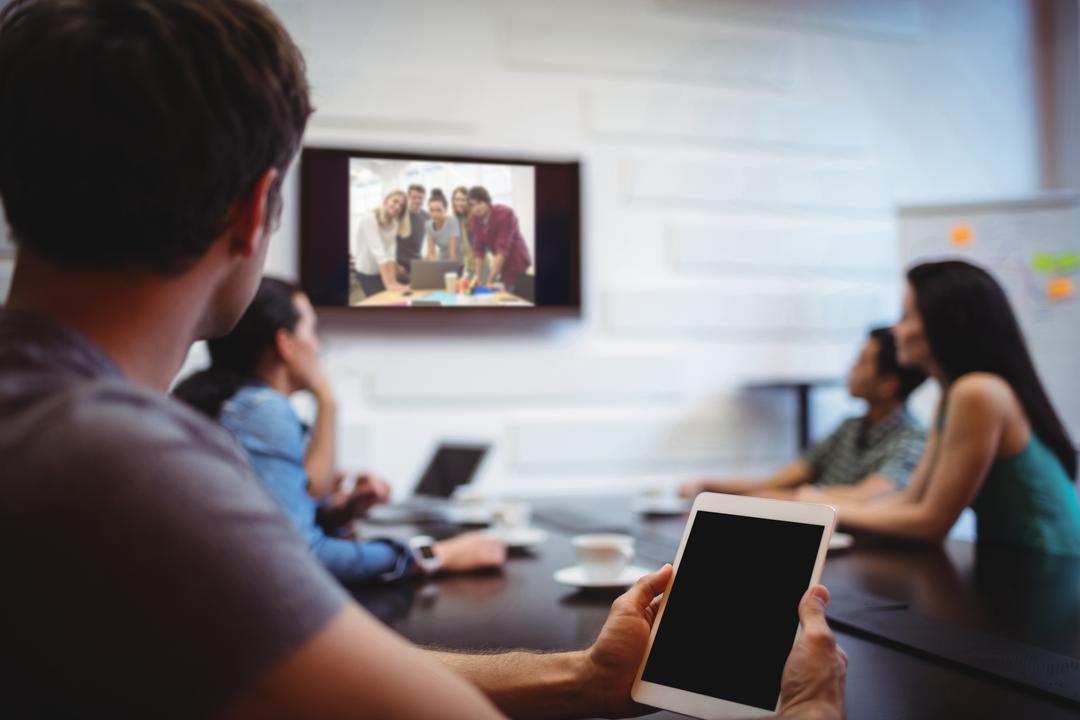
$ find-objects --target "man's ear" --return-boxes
[228,167,280,259]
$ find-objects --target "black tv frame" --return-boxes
[299,145,581,315]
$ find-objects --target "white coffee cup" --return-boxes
[572,533,634,581]
[493,501,531,529]
[444,271,457,292]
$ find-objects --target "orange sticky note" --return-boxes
[1047,276,1076,302]
[951,225,974,247]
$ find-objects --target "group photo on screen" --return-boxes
[348,158,536,307]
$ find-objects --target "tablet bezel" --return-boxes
[630,492,837,719]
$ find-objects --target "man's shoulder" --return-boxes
[829,416,864,437]
[891,410,927,437]
[3,376,251,495]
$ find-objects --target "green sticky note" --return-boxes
[1058,252,1079,273]
[1032,253,1056,273]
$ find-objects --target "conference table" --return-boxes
[353,496,1080,719]
[357,289,532,307]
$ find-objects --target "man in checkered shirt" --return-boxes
[682,328,927,503]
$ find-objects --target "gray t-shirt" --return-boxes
[802,408,926,488]
[425,215,461,260]
[0,309,348,718]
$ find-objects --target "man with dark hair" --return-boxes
[467,185,533,292]
[396,182,427,282]
[0,1,846,718]
[682,328,928,502]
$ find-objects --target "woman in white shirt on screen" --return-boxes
[352,189,410,297]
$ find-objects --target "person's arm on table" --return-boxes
[220,604,506,720]
[489,252,506,285]
[795,473,897,503]
[361,214,407,293]
[485,210,518,286]
[425,566,672,719]
[834,378,1001,543]
[381,260,407,293]
[680,460,813,499]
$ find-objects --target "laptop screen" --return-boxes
[413,444,489,498]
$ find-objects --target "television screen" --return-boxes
[300,147,580,311]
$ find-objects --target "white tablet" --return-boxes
[630,493,836,719]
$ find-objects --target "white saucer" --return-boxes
[830,532,855,551]
[445,506,496,525]
[633,497,692,515]
[484,526,549,548]
[553,564,652,589]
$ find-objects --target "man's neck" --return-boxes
[865,398,903,426]
[6,253,213,391]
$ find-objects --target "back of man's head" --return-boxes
[869,327,926,402]
[0,0,311,275]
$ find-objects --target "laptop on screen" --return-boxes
[366,443,490,524]
[410,260,463,290]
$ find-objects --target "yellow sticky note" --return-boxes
[1047,276,1076,302]
[950,225,974,247]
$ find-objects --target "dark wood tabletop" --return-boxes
[353,496,1080,719]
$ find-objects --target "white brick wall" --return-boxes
[176,0,1043,498]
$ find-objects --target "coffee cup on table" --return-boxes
[444,271,457,292]
[493,501,531,529]
[572,533,634,581]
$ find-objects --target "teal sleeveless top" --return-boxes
[937,411,1080,557]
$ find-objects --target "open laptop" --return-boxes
[365,443,490,525]
[410,260,463,290]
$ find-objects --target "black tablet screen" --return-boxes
[641,511,823,710]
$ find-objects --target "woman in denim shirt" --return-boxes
[174,278,505,584]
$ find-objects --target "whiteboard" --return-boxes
[899,193,1080,447]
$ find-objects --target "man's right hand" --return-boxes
[778,585,847,720]
[678,479,761,498]
[434,532,507,573]
[677,480,708,498]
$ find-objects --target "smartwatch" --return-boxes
[409,535,443,575]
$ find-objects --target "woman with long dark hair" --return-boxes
[174,277,506,584]
[830,261,1080,555]
[423,188,461,261]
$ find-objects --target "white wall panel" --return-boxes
[509,397,794,469]
[626,158,890,213]
[585,90,867,155]
[370,353,685,404]
[503,18,793,88]
[658,0,925,41]
[310,75,478,137]
[605,287,892,335]
[667,226,896,274]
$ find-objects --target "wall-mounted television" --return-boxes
[300,146,580,312]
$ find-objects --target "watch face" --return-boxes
[419,545,437,559]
